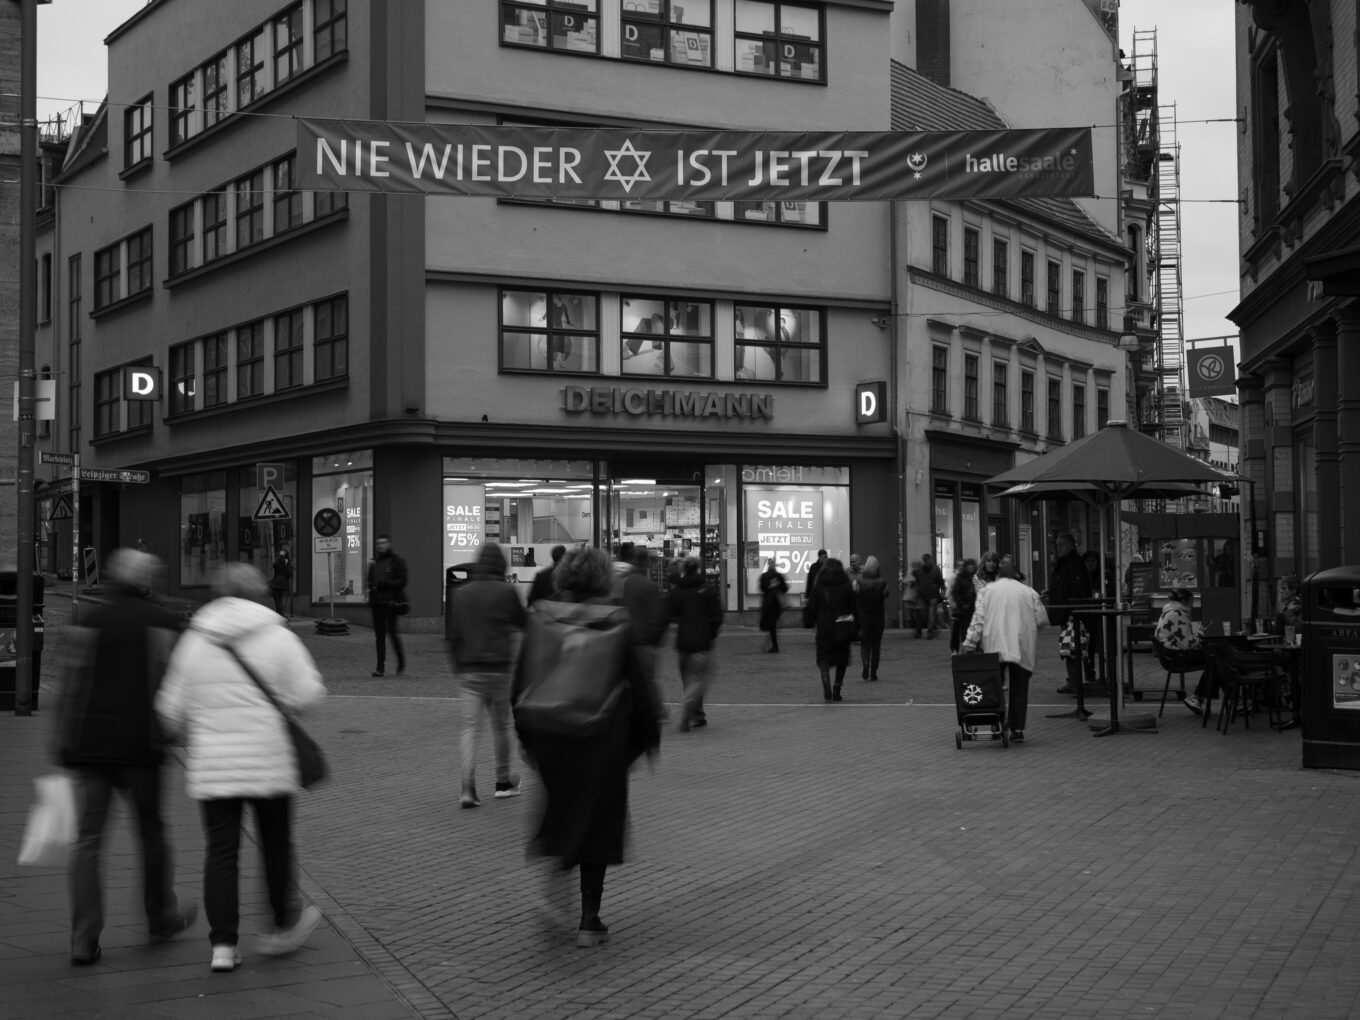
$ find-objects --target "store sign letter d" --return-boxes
[855,381,886,424]
[124,366,162,402]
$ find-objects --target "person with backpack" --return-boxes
[668,557,723,731]
[512,546,663,948]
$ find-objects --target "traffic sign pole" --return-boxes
[72,453,80,620]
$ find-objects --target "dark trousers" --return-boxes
[371,603,405,672]
[860,620,885,677]
[70,765,179,951]
[1005,663,1032,731]
[200,796,297,947]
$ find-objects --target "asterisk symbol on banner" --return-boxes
[603,139,652,194]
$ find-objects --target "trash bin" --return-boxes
[1301,566,1360,770]
[444,563,474,640]
[0,571,45,711]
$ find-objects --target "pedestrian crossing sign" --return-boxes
[252,484,291,521]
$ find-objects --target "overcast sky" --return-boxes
[34,0,1241,346]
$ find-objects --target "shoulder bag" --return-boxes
[225,644,329,789]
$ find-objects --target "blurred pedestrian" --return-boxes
[156,563,327,973]
[847,553,865,592]
[948,558,979,653]
[758,558,789,653]
[805,548,829,599]
[513,547,663,948]
[528,544,566,606]
[268,545,292,617]
[856,555,889,680]
[366,535,409,677]
[904,559,923,635]
[1000,553,1026,584]
[962,564,1050,744]
[57,548,197,966]
[668,556,723,730]
[804,557,859,702]
[449,542,528,808]
[1045,533,1091,695]
[911,553,944,638]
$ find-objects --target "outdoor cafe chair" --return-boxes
[1152,636,1205,719]
[1200,637,1283,734]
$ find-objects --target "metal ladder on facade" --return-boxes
[1155,100,1187,458]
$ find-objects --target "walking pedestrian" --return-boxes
[57,548,197,966]
[1045,533,1092,695]
[668,556,723,730]
[513,546,663,948]
[528,544,566,606]
[804,548,829,598]
[975,550,1001,592]
[367,535,409,677]
[758,559,789,652]
[268,545,292,617]
[948,558,979,653]
[448,542,528,808]
[847,553,865,592]
[911,554,944,638]
[156,563,327,973]
[961,560,1051,744]
[804,557,859,702]
[856,555,889,680]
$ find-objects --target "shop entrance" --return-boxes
[606,471,704,577]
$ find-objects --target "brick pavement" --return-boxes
[3,595,1360,1019]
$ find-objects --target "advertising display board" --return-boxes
[443,483,485,577]
[744,489,823,594]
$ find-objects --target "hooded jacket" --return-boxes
[668,569,722,653]
[448,546,527,670]
[156,597,325,800]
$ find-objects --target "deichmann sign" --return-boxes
[564,386,772,419]
[297,120,1095,202]
[855,381,887,424]
[123,366,162,402]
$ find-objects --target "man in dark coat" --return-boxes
[366,534,409,677]
[668,557,723,730]
[911,553,944,638]
[528,544,566,606]
[58,548,196,965]
[1046,532,1093,693]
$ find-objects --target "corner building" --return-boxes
[37,0,902,621]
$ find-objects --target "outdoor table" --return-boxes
[1255,640,1303,731]
[1044,602,1109,722]
[1072,606,1147,737]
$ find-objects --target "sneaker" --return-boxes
[150,902,198,944]
[576,917,610,948]
[1010,730,1025,744]
[1184,694,1204,716]
[211,945,241,972]
[371,670,385,678]
[494,779,522,799]
[460,791,481,809]
[256,905,322,958]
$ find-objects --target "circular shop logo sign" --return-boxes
[1195,353,1227,382]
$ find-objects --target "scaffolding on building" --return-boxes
[1154,101,1187,454]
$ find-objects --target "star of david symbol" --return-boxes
[602,139,652,194]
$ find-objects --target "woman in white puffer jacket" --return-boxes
[156,563,326,974]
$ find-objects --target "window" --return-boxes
[1097,386,1110,428]
[621,0,713,67]
[127,357,155,430]
[203,191,227,262]
[169,202,195,276]
[203,332,228,408]
[314,294,349,381]
[734,303,823,384]
[272,155,302,233]
[237,28,266,108]
[501,289,599,374]
[94,243,120,310]
[963,354,979,420]
[1021,250,1035,306]
[735,1,822,81]
[315,0,348,61]
[502,1,599,54]
[623,197,715,219]
[314,184,348,218]
[621,298,713,378]
[931,215,949,275]
[273,5,304,85]
[39,253,51,323]
[930,346,948,413]
[95,370,119,437]
[180,471,228,587]
[1046,259,1061,316]
[992,361,1008,426]
[126,227,153,296]
[236,321,264,399]
[1095,276,1109,330]
[1047,377,1063,440]
[170,73,198,146]
[963,228,980,288]
[992,238,1008,297]
[124,95,153,168]
[203,53,229,128]
[733,200,821,226]
[169,341,196,414]
[1073,383,1086,440]
[235,170,265,249]
[1251,48,1281,227]
[1071,269,1085,324]
[1021,370,1035,432]
[274,308,304,390]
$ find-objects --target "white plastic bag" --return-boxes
[17,774,76,868]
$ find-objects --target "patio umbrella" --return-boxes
[985,421,1240,734]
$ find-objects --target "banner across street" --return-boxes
[297,120,1095,202]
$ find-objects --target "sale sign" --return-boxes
[745,489,823,592]
[443,483,485,576]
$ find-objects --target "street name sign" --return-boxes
[77,467,151,484]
